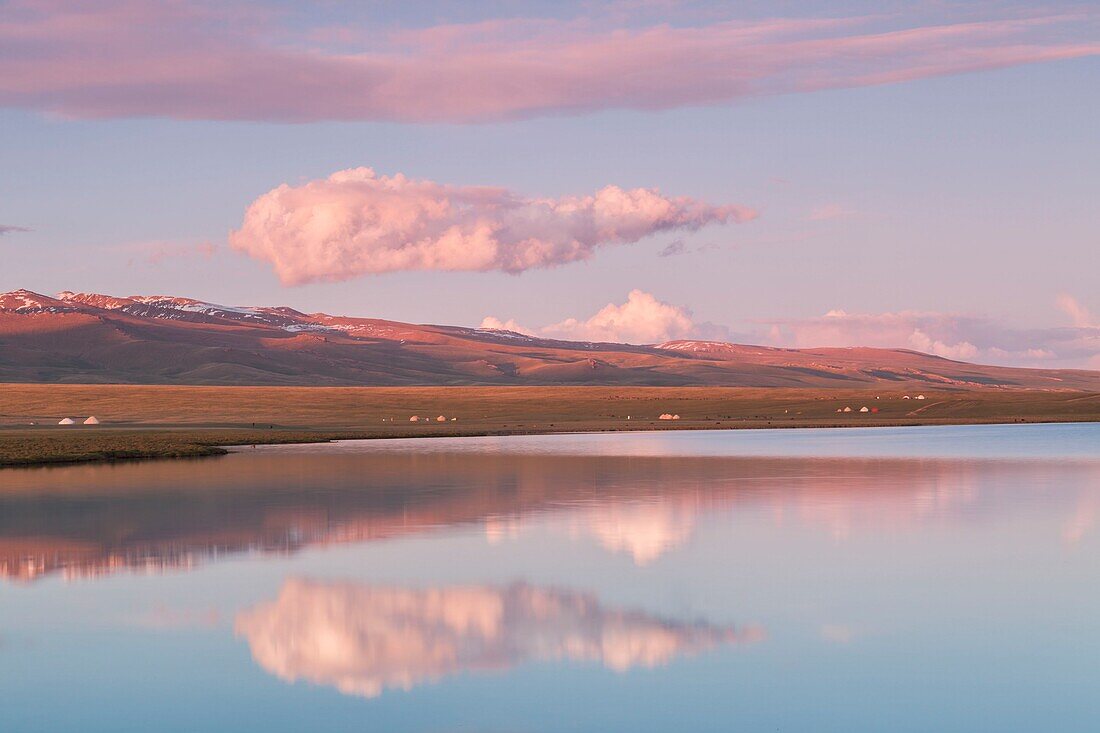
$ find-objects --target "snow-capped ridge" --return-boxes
[3,287,1098,391]
[53,291,307,327]
[0,289,76,313]
[656,340,780,355]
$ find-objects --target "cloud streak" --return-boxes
[230,168,752,284]
[0,225,30,236]
[1,2,1096,122]
[109,239,217,267]
[1056,294,1094,328]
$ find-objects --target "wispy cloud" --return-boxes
[807,203,856,221]
[112,240,217,267]
[658,239,687,257]
[1,2,1095,122]
[820,624,855,644]
[1056,293,1094,328]
[656,238,726,257]
[231,168,753,284]
[0,225,30,236]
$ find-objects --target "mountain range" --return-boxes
[1,289,1097,389]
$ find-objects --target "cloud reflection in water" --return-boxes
[236,579,761,698]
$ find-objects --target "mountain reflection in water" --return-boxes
[236,579,761,698]
[2,446,1096,581]
[4,427,1100,733]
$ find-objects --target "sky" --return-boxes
[1,0,1097,367]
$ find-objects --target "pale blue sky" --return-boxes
[0,1,1096,364]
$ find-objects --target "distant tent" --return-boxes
[916,394,926,400]
[409,416,420,422]
[836,408,843,413]
[58,417,75,425]
[436,415,446,422]
[859,406,870,413]
[83,416,100,425]
[659,413,675,420]
[672,414,681,420]
[843,407,852,413]
[903,395,911,399]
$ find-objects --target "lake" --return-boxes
[2,423,1098,732]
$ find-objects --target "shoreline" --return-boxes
[3,415,1098,470]
[3,383,1097,469]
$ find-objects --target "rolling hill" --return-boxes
[1,289,1097,389]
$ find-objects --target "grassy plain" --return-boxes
[1,383,1097,467]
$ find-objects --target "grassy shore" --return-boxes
[2,384,1098,467]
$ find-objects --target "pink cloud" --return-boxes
[492,293,1100,366]
[484,290,703,344]
[541,289,697,344]
[479,316,535,335]
[1,2,1096,122]
[758,305,1100,368]
[230,168,752,284]
[236,578,757,698]
[905,328,978,360]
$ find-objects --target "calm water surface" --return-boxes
[1,423,1098,732]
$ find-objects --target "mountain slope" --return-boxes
[1,289,1097,389]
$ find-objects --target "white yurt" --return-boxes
[859,406,870,413]
[409,416,420,422]
[58,417,75,425]
[843,406,852,413]
[83,416,100,425]
[672,414,681,420]
[916,394,926,400]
